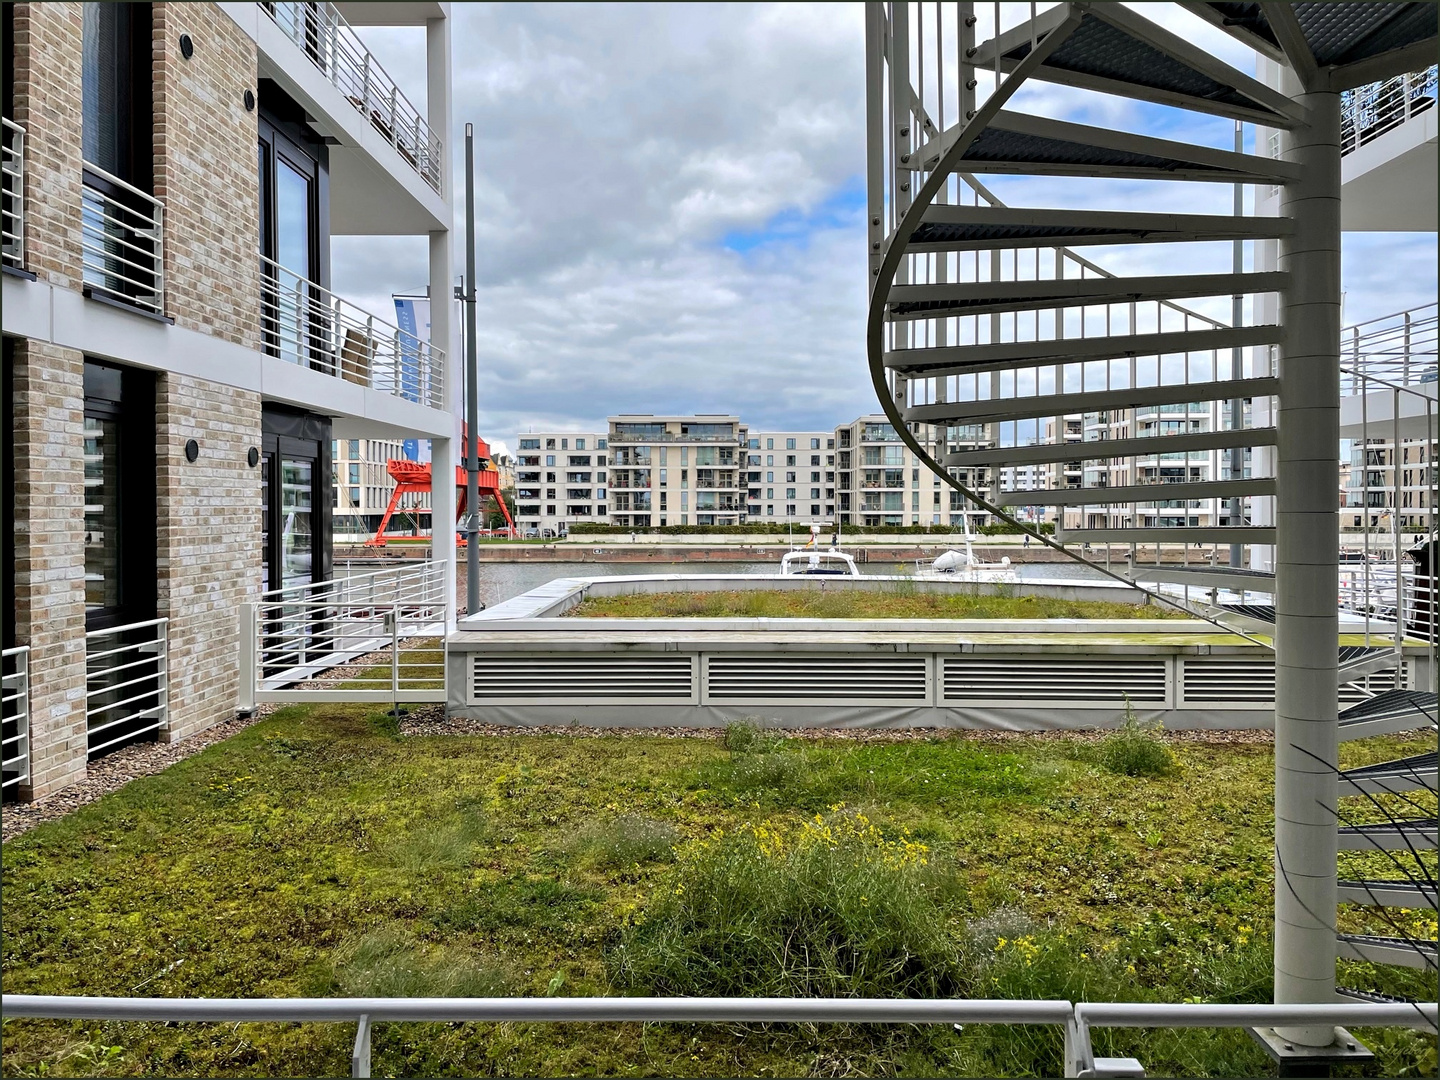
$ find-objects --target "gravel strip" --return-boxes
[400,712,1278,746]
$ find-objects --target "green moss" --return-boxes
[2,710,1433,1077]
[568,588,1189,620]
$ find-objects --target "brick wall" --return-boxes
[155,376,263,742]
[9,2,84,288]
[152,3,261,346]
[10,340,89,799]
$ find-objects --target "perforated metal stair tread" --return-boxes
[1339,690,1437,740]
[1336,820,1438,851]
[1336,879,1438,908]
[1338,752,1438,796]
[1338,647,1404,680]
[1336,985,1425,1005]
[1297,3,1438,67]
[1336,934,1438,970]
[999,10,1268,112]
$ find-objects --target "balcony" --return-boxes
[2,119,23,271]
[1340,302,1438,392]
[260,1,442,193]
[1341,66,1437,157]
[261,254,444,409]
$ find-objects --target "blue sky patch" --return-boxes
[722,175,867,255]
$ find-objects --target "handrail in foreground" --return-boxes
[2,995,1434,1079]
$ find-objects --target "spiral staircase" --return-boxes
[865,0,1436,1050]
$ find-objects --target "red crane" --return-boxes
[365,431,515,546]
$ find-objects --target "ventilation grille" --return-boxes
[943,656,1167,702]
[705,655,928,702]
[470,655,695,703]
[1183,659,1404,704]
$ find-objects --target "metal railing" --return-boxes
[260,2,443,193]
[1341,303,1438,392]
[242,561,448,707]
[2,117,23,269]
[85,618,168,759]
[260,254,444,409]
[1,994,1431,1080]
[2,646,31,796]
[81,163,165,316]
[1341,66,1438,156]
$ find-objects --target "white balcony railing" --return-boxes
[261,2,443,194]
[1341,302,1438,392]
[86,618,168,759]
[81,163,165,316]
[2,646,31,795]
[244,560,448,705]
[261,254,444,409]
[1341,65,1438,156]
[2,118,23,270]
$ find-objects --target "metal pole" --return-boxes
[464,124,481,617]
[1229,119,1245,567]
[1273,81,1342,1048]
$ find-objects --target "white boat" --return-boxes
[913,513,1019,583]
[777,522,863,576]
[779,549,863,576]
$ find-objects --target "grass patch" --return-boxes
[2,708,1433,1077]
[568,588,1186,620]
[610,808,963,998]
[1083,701,1178,778]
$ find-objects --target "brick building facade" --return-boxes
[3,1,457,800]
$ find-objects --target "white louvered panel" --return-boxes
[1182,659,1274,704]
[470,654,696,704]
[1184,658,1405,706]
[704,655,929,704]
[942,656,1168,703]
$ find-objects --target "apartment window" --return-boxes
[545,455,555,466]
[561,438,569,450]
[766,471,774,483]
[811,488,821,500]
[810,471,820,483]
[766,505,774,516]
[810,455,820,466]
[786,455,796,466]
[83,361,156,629]
[786,488,796,500]
[786,504,797,515]
[766,455,773,466]
[786,439,796,450]
[347,439,359,459]
[82,3,152,187]
[681,447,688,465]
[786,471,796,483]
[598,439,607,449]
[348,463,360,485]
[659,469,667,484]
[519,438,539,450]
[546,505,556,515]
[659,447,667,465]
[546,439,556,449]
[765,438,773,450]
[766,488,774,499]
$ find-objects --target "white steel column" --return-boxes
[427,9,458,631]
[1273,83,1342,1046]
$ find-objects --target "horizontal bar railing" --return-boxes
[249,561,448,703]
[260,254,444,409]
[1341,65,1438,156]
[2,117,23,270]
[260,1,442,193]
[1070,1001,1438,1078]
[3,995,1432,1080]
[1341,303,1439,392]
[2,645,31,795]
[85,618,168,759]
[80,162,164,316]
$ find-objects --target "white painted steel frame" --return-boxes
[1,645,31,793]
[3,994,1431,1080]
[2,117,23,269]
[84,618,168,758]
[80,162,164,316]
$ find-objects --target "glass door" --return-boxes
[280,457,314,590]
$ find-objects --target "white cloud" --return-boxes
[329,2,1435,447]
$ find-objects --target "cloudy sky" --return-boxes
[331,3,1437,446]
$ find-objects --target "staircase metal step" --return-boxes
[942,426,1278,469]
[1054,527,1276,546]
[1339,646,1403,681]
[1124,564,1277,592]
[1339,753,1437,796]
[1337,820,1437,851]
[1335,985,1425,1005]
[979,5,1306,128]
[1340,690,1438,741]
[995,478,1276,509]
[905,204,1292,253]
[904,377,1279,426]
[1336,879,1438,908]
[887,271,1288,320]
[1336,934,1438,970]
[885,325,1283,379]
